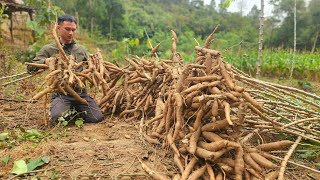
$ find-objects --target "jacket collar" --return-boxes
[62,39,76,50]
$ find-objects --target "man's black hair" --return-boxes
[58,14,77,25]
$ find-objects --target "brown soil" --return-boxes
[1,76,320,180]
[0,21,173,178]
[0,78,175,180]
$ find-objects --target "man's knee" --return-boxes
[50,110,65,122]
[86,111,104,123]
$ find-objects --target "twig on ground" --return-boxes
[0,72,28,80]
[0,98,37,102]
[283,117,320,129]
[8,167,56,180]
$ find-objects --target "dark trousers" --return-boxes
[50,92,104,123]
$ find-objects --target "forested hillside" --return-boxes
[1,0,320,78]
[46,0,320,51]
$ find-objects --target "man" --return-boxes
[27,14,104,124]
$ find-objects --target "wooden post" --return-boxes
[28,11,35,43]
[9,11,13,42]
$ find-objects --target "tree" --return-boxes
[104,0,125,40]
[210,0,216,10]
[0,4,9,40]
[248,5,259,20]
[190,0,204,8]
[289,0,296,79]
[236,0,247,16]
[219,0,228,14]
[256,0,264,78]
[269,0,306,49]
[309,0,320,53]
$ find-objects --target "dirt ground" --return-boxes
[0,77,176,180]
[0,104,176,180]
[1,71,320,180]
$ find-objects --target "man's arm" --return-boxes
[27,46,50,73]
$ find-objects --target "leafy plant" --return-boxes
[57,108,86,128]
[0,129,45,149]
[75,119,84,128]
[0,4,9,28]
[11,159,28,175]
[1,155,10,166]
[50,168,59,180]
[11,156,50,175]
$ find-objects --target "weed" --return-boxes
[57,108,86,128]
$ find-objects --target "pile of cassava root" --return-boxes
[28,28,320,180]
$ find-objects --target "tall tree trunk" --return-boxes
[9,12,13,42]
[109,12,113,40]
[90,18,93,36]
[75,11,80,34]
[311,30,319,53]
[290,0,296,79]
[89,0,93,37]
[256,0,264,78]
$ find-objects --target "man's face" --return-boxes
[57,21,77,44]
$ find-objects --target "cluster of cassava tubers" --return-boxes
[98,30,320,179]
[28,26,320,179]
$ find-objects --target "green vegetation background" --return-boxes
[1,0,320,81]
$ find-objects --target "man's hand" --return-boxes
[45,58,50,66]
[27,65,38,74]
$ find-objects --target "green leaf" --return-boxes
[0,132,8,141]
[26,20,45,36]
[50,168,59,179]
[314,162,320,167]
[1,155,10,165]
[26,129,42,137]
[27,156,50,171]
[62,121,68,126]
[75,119,84,128]
[11,159,28,175]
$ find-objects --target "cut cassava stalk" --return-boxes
[204,25,219,48]
[195,46,220,57]
[25,62,49,69]
[31,87,52,101]
[278,136,302,180]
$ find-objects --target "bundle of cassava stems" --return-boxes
[28,28,320,180]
